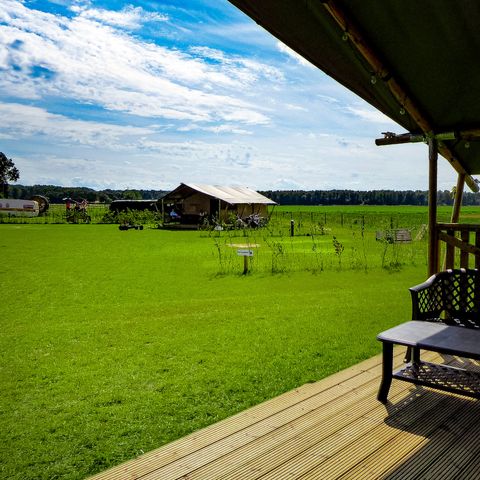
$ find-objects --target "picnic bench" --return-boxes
[375,228,412,243]
[377,268,480,403]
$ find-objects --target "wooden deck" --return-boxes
[89,348,480,479]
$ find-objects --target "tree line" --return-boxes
[3,152,480,206]
[260,189,480,206]
[7,185,480,206]
[8,185,168,203]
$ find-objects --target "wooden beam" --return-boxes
[376,129,480,146]
[437,222,480,231]
[323,1,479,193]
[438,231,480,257]
[375,133,425,146]
[428,138,439,275]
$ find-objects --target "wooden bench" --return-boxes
[375,228,412,243]
[377,268,480,403]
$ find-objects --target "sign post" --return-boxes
[228,243,259,274]
[237,249,254,274]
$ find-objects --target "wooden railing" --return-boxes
[436,223,480,271]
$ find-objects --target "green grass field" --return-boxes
[0,210,474,479]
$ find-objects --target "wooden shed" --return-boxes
[161,183,276,226]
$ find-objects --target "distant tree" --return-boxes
[0,152,20,198]
[122,189,142,200]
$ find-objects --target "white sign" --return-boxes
[237,249,254,257]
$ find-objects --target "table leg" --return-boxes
[412,346,421,364]
[377,342,393,403]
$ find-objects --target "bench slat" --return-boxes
[377,321,480,360]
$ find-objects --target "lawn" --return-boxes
[2,223,431,479]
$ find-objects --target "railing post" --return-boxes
[445,228,455,269]
[428,138,439,276]
[476,231,480,270]
[461,230,470,268]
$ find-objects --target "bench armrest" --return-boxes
[409,274,442,321]
[409,269,480,327]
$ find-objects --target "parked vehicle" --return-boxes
[0,199,39,217]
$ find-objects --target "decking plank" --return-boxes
[89,350,399,480]
[338,395,477,479]
[88,348,477,480]
[187,353,442,480]
[380,397,479,479]
[138,358,400,479]
[89,349,400,480]
[185,377,395,480]
[297,393,465,480]
[258,385,453,480]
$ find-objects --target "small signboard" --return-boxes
[227,243,258,274]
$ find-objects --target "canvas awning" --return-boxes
[228,1,480,190]
[163,183,277,205]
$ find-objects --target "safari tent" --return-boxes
[161,183,276,226]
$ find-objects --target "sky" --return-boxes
[0,0,461,191]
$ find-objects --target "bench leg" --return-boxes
[378,342,393,403]
[404,346,421,368]
[404,346,411,363]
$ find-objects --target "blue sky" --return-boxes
[0,0,460,191]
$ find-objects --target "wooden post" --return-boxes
[441,173,466,270]
[476,232,480,270]
[428,138,439,276]
[451,173,466,224]
[460,230,470,268]
[445,229,455,269]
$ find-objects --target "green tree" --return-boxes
[0,152,20,198]
[122,189,142,200]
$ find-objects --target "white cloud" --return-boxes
[0,102,154,147]
[178,123,252,135]
[0,1,462,191]
[71,4,168,29]
[346,106,398,126]
[0,1,280,127]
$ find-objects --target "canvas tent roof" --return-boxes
[228,1,480,187]
[163,183,277,205]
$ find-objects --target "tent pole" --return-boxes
[428,138,439,276]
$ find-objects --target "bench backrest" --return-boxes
[410,269,480,328]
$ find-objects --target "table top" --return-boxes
[377,321,480,359]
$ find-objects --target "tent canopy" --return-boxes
[163,183,277,205]
[228,1,480,184]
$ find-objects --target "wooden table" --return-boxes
[377,321,480,403]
